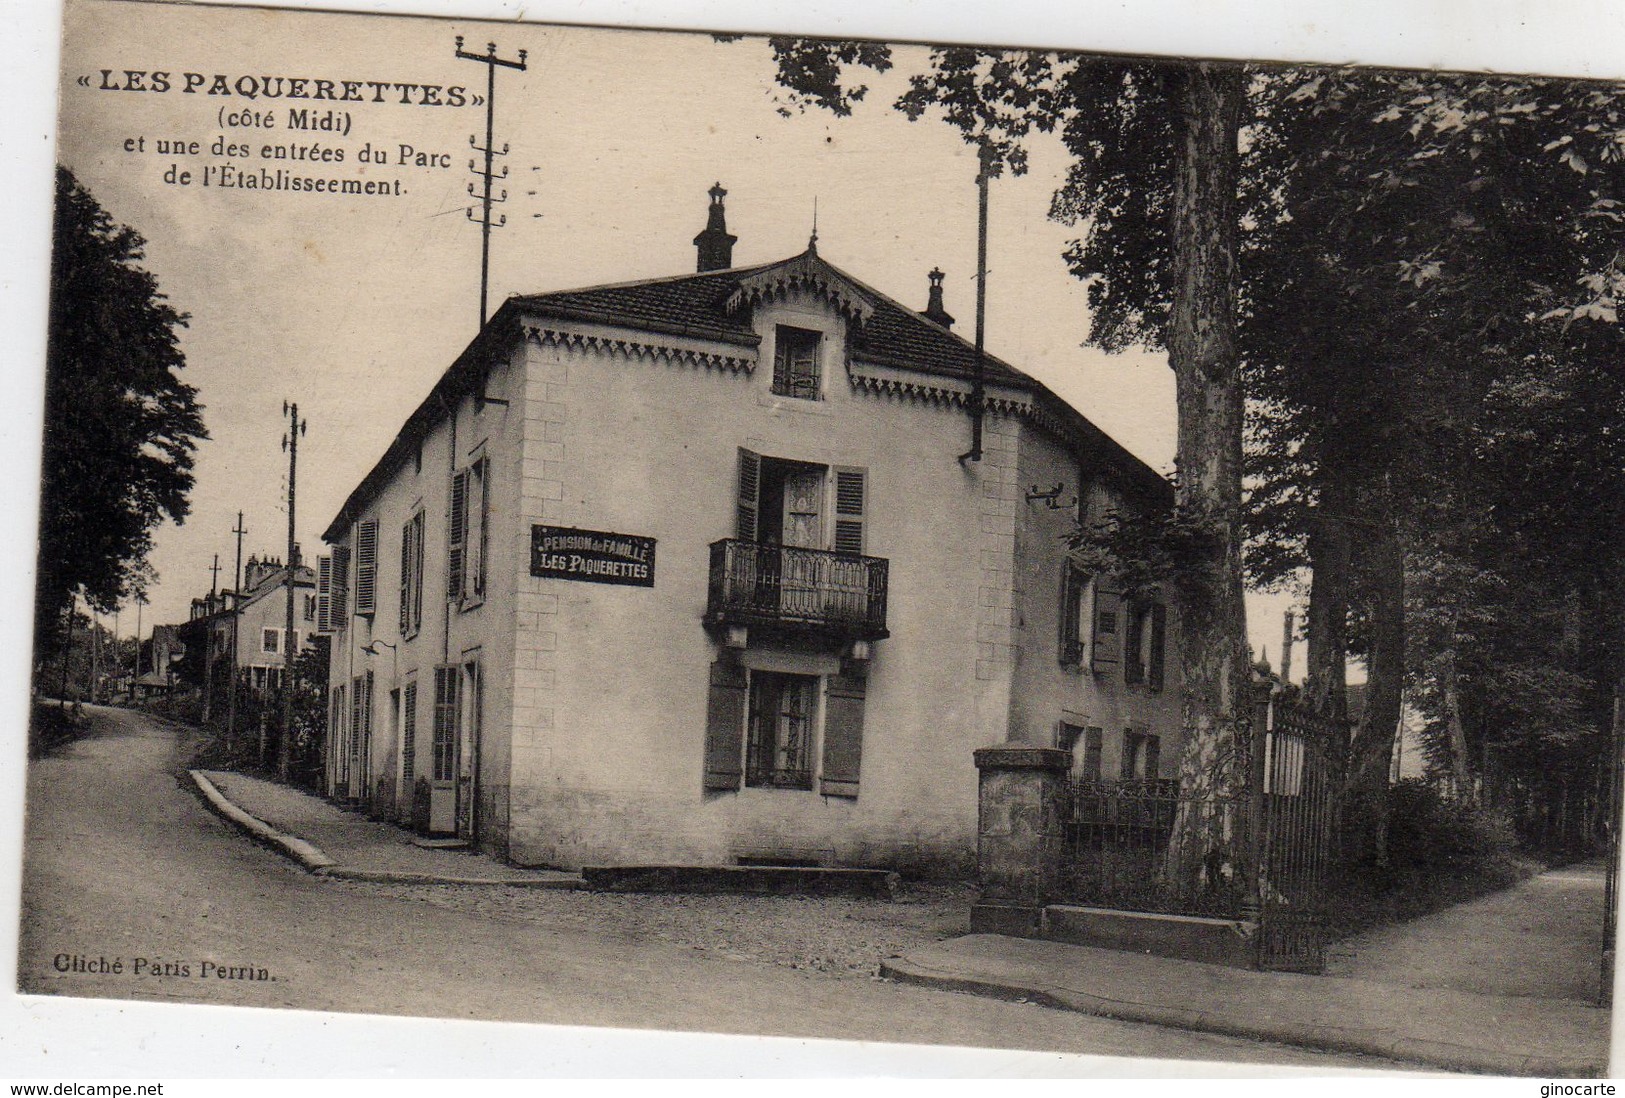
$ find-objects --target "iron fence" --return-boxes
[1060,777,1250,918]
[1055,697,1345,970]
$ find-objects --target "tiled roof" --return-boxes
[511,250,1033,389]
[325,249,1170,540]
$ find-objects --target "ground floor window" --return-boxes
[1122,730,1161,781]
[432,666,457,783]
[746,671,816,790]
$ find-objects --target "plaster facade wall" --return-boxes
[326,351,525,841]
[500,288,1012,873]
[325,282,1182,874]
[233,576,317,674]
[1007,423,1184,780]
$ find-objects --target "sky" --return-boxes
[9,0,1625,1080]
[54,1,1201,650]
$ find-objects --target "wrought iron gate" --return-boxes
[1255,702,1340,973]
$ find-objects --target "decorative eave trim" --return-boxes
[523,323,755,375]
[847,359,1030,414]
[726,252,875,326]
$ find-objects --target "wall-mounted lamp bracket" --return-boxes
[1025,482,1069,509]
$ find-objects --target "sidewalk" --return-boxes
[883,868,1616,1077]
[1328,861,1608,1002]
[191,769,582,888]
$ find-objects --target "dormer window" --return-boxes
[772,326,821,400]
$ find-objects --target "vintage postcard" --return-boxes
[9,0,1624,1079]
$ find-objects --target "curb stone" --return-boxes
[188,769,337,873]
[878,952,1606,1077]
[188,770,586,889]
[325,867,582,888]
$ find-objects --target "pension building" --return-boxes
[319,186,1182,874]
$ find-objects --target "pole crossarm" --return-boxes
[455,36,527,329]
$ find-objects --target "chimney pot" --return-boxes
[694,182,737,273]
[924,267,955,329]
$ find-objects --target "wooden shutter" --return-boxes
[448,468,469,600]
[317,555,333,633]
[819,671,867,797]
[355,520,379,616]
[474,458,490,598]
[331,544,351,623]
[1124,604,1147,685]
[399,519,413,633]
[1144,734,1161,780]
[409,511,425,633]
[831,467,867,555]
[1148,603,1168,691]
[1083,727,1103,782]
[401,679,418,789]
[736,448,761,542]
[703,659,748,791]
[1059,564,1084,665]
[1091,584,1122,674]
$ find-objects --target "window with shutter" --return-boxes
[831,467,867,555]
[448,469,469,602]
[1059,563,1090,667]
[772,326,822,399]
[331,544,351,624]
[1125,603,1149,685]
[1091,584,1122,674]
[399,519,413,634]
[1084,727,1104,782]
[317,555,333,633]
[355,519,379,616]
[703,659,748,791]
[736,448,760,542]
[401,678,418,790]
[1121,730,1160,780]
[432,666,458,782]
[1148,603,1168,691]
[470,458,489,601]
[412,512,425,630]
[819,671,866,797]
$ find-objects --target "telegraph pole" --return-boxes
[202,554,221,721]
[456,36,527,327]
[229,512,246,753]
[280,403,306,781]
[960,145,997,465]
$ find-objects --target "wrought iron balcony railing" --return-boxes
[706,539,890,640]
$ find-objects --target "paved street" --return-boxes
[16,705,1399,1073]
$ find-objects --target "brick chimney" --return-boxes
[693,182,737,273]
[924,267,954,329]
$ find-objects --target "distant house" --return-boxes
[319,185,1184,873]
[182,554,319,694]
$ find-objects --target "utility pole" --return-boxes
[133,593,144,696]
[456,36,527,328]
[280,404,306,781]
[960,145,997,465]
[203,554,221,721]
[1280,609,1296,685]
[229,512,247,754]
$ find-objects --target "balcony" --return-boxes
[705,539,890,641]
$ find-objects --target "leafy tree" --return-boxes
[766,44,1252,895]
[761,38,1625,871]
[36,167,206,670]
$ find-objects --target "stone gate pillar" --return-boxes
[970,745,1070,937]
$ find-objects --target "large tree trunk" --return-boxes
[1304,477,1352,722]
[1344,523,1406,866]
[1439,623,1475,798]
[1162,63,1253,901]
